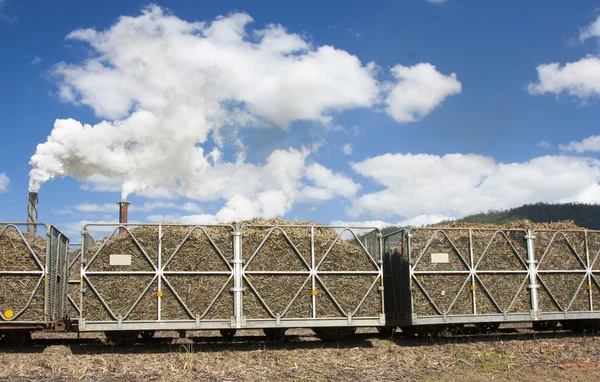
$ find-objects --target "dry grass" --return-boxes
[0,329,596,381]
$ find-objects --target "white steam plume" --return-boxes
[29,6,379,198]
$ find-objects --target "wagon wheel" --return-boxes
[220,329,237,341]
[476,322,500,334]
[263,328,286,341]
[562,320,586,333]
[399,326,417,338]
[104,330,139,346]
[376,326,396,338]
[2,331,31,347]
[312,327,356,341]
[532,321,558,331]
[140,330,156,340]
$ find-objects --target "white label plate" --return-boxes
[431,253,449,264]
[110,254,132,266]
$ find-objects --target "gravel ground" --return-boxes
[0,328,597,381]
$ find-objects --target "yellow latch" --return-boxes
[470,285,477,291]
[311,290,317,296]
[587,284,593,291]
[156,291,163,297]
[4,310,13,319]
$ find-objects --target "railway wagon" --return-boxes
[0,222,70,345]
[72,222,384,342]
[383,227,600,335]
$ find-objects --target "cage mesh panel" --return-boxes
[412,284,439,316]
[473,279,501,314]
[162,226,232,270]
[244,231,308,272]
[536,231,587,271]
[0,226,44,271]
[318,275,378,316]
[315,279,345,318]
[244,275,309,318]
[87,229,157,272]
[354,286,382,317]
[317,230,377,272]
[161,275,231,320]
[128,281,158,320]
[589,232,600,271]
[411,230,469,272]
[477,274,530,313]
[284,282,313,318]
[536,274,585,312]
[67,283,80,318]
[84,275,155,321]
[0,275,44,321]
[242,226,311,266]
[475,232,527,271]
[242,279,270,319]
[413,275,469,315]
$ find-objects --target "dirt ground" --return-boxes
[0,328,598,381]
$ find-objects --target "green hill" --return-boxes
[378,203,600,236]
[455,202,600,230]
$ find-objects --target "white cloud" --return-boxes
[0,173,9,193]
[51,6,378,125]
[28,5,464,224]
[74,201,203,213]
[74,203,117,213]
[300,163,360,201]
[384,63,461,122]
[332,214,450,229]
[342,144,353,155]
[0,0,16,23]
[146,214,218,225]
[580,15,600,42]
[61,219,139,238]
[538,140,551,149]
[350,153,600,219]
[31,56,41,65]
[527,56,600,100]
[559,135,600,153]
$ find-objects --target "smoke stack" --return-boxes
[27,192,38,235]
[117,200,130,234]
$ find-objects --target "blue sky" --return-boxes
[1,0,600,237]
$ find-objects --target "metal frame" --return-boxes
[0,222,69,328]
[240,224,384,329]
[383,227,600,327]
[77,223,384,331]
[534,229,600,320]
[78,223,235,332]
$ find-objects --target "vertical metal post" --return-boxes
[585,231,593,311]
[525,230,538,320]
[61,233,69,319]
[79,228,86,322]
[233,225,243,329]
[157,224,162,321]
[44,225,50,322]
[407,231,415,322]
[52,231,60,320]
[311,226,316,319]
[378,230,385,321]
[469,229,477,315]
